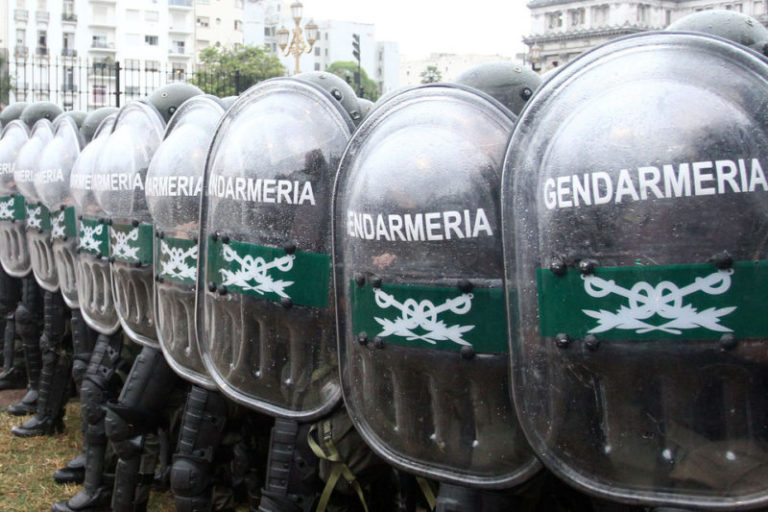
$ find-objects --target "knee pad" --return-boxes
[171,455,212,497]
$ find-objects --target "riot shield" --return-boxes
[0,120,31,277]
[334,84,540,488]
[146,96,224,388]
[504,32,768,509]
[197,78,352,419]
[14,119,57,291]
[92,101,165,347]
[71,114,119,334]
[35,115,84,308]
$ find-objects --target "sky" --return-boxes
[301,1,530,61]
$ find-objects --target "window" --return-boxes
[62,66,75,91]
[234,20,242,30]
[124,58,140,69]
[125,86,141,97]
[314,46,320,56]
[546,11,562,29]
[16,28,25,45]
[144,60,160,71]
[63,0,75,18]
[665,9,671,25]
[145,10,159,22]
[145,35,159,45]
[637,4,651,24]
[215,17,221,25]
[93,85,106,105]
[591,5,609,26]
[62,32,74,52]
[568,8,585,26]
[171,40,185,54]
[197,16,209,27]
[92,33,107,47]
[314,63,320,71]
[726,3,743,11]
[264,27,270,36]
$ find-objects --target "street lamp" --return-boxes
[277,1,318,75]
[530,44,542,72]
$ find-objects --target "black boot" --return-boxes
[8,278,43,415]
[0,312,25,390]
[51,436,112,512]
[54,452,86,484]
[12,352,70,436]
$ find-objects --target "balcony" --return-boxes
[169,25,193,34]
[61,48,78,57]
[14,9,28,22]
[36,11,50,23]
[91,41,116,52]
[169,0,193,8]
[168,47,191,58]
[36,46,48,56]
[62,12,78,23]
[89,18,116,27]
[14,45,28,57]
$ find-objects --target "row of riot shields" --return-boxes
[0,14,767,512]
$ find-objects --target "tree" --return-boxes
[420,65,442,84]
[192,45,285,97]
[326,61,379,102]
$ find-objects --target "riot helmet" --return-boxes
[147,95,225,388]
[0,120,31,277]
[333,84,540,488]
[92,101,166,347]
[59,110,87,130]
[197,77,354,419]
[80,107,118,143]
[71,113,119,334]
[147,82,204,124]
[14,119,57,291]
[36,113,85,306]
[668,10,768,55]
[0,102,28,125]
[357,98,374,119]
[503,32,768,509]
[20,102,63,128]
[295,71,363,124]
[454,62,542,116]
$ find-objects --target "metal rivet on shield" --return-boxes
[357,332,368,346]
[159,231,165,240]
[373,336,384,349]
[549,258,567,276]
[61,236,68,242]
[709,251,733,270]
[578,260,596,275]
[37,201,43,207]
[221,234,230,244]
[107,219,113,226]
[555,333,571,348]
[60,205,66,211]
[281,297,292,309]
[192,236,198,244]
[457,279,473,294]
[208,282,217,292]
[211,232,219,242]
[131,219,140,227]
[353,273,365,287]
[218,285,228,296]
[371,277,382,289]
[584,334,600,352]
[283,242,296,255]
[108,256,115,264]
[95,252,102,260]
[38,228,44,234]
[156,275,164,284]
[460,345,475,360]
[78,215,83,221]
[719,333,737,351]
[9,193,14,198]
[134,261,142,268]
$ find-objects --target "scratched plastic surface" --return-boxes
[503,33,768,509]
[0,120,31,277]
[197,79,351,419]
[333,85,540,488]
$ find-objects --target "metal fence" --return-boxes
[1,55,263,110]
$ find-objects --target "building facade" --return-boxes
[525,0,768,71]
[400,52,516,86]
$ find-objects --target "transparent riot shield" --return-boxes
[35,115,84,308]
[147,96,224,389]
[197,78,352,419]
[334,85,540,488]
[71,114,119,334]
[93,101,165,347]
[0,120,31,277]
[14,119,57,291]
[504,32,768,509]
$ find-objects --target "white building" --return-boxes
[525,0,768,71]
[400,52,516,86]
[194,0,245,55]
[244,0,399,95]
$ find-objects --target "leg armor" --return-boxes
[105,346,181,512]
[171,386,229,512]
[0,268,23,389]
[52,331,125,512]
[53,309,100,483]
[13,291,71,437]
[8,276,43,416]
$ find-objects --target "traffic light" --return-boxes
[352,33,360,63]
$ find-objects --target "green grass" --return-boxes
[0,401,176,511]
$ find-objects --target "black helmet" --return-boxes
[79,107,119,143]
[295,71,362,124]
[668,10,768,55]
[147,82,204,124]
[454,62,542,116]
[0,102,28,125]
[20,102,63,128]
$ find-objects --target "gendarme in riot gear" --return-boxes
[454,62,542,116]
[146,95,224,388]
[0,118,31,277]
[668,9,768,55]
[333,84,541,491]
[503,31,768,509]
[197,74,357,419]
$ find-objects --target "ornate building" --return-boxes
[525,0,768,71]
